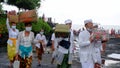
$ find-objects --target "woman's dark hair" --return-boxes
[85,23,88,27]
[11,22,16,24]
[24,22,32,26]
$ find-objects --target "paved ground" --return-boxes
[1,38,120,68]
[1,50,120,68]
[0,52,81,68]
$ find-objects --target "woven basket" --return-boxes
[55,24,70,37]
[19,10,38,23]
[8,14,18,23]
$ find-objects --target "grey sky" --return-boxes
[2,0,120,25]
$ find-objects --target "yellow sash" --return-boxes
[7,38,17,61]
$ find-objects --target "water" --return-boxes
[73,38,120,68]
[72,24,120,31]
[105,60,120,66]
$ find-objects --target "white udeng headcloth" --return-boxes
[84,19,93,25]
[93,23,98,26]
[64,19,72,24]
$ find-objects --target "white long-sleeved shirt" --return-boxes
[35,34,47,48]
[51,33,61,49]
[78,30,91,48]
[6,18,19,39]
[69,29,74,53]
[79,29,103,63]
[57,29,74,54]
[16,31,35,56]
[92,40,102,64]
[78,30,93,63]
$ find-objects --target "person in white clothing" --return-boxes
[16,22,35,68]
[35,29,47,66]
[6,18,19,68]
[95,24,108,68]
[78,19,94,68]
[66,20,74,65]
[56,19,74,68]
[92,23,103,68]
[51,31,62,64]
[51,33,57,64]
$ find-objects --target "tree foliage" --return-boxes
[0,0,4,2]
[16,22,25,31]
[0,14,7,34]
[7,0,40,10]
[32,18,52,35]
[0,4,3,12]
[16,18,52,35]
[0,15,52,35]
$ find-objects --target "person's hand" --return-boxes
[102,38,108,42]
[51,46,55,51]
[57,45,59,48]
[7,13,9,18]
[39,40,43,43]
[52,48,55,51]
[95,63,101,68]
[15,53,19,60]
[101,50,105,55]
[42,42,45,47]
[90,36,94,43]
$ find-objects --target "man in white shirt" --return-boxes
[35,29,47,66]
[78,19,94,68]
[65,19,74,65]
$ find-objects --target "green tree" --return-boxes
[16,18,52,35]
[0,4,3,13]
[0,15,7,34]
[32,18,52,35]
[0,17,52,34]
[7,0,40,10]
[0,2,6,34]
[0,0,4,2]
[16,22,25,31]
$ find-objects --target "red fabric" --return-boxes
[94,63,101,68]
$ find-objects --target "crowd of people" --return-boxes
[6,12,109,68]
[6,14,44,67]
[110,28,120,38]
